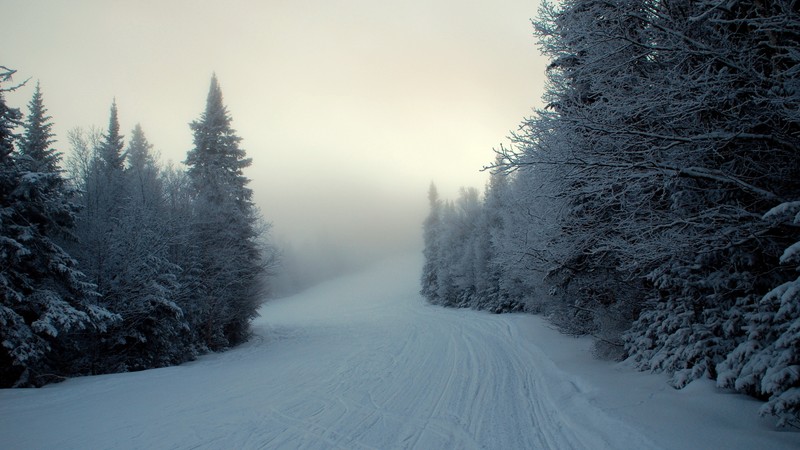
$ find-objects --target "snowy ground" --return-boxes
[1,254,798,449]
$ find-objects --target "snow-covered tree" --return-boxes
[524,0,653,352]
[0,70,116,387]
[421,182,443,303]
[471,160,512,312]
[616,0,799,389]
[420,182,524,313]
[448,187,482,307]
[500,0,799,419]
[97,100,125,174]
[1,70,274,382]
[184,74,264,349]
[493,0,799,367]
[717,201,800,427]
[72,101,128,296]
[65,105,195,372]
[63,126,102,193]
[97,124,189,371]
[17,82,59,173]
[126,123,161,208]
[487,158,560,314]
[417,0,798,426]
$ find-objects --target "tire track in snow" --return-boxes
[401,326,462,449]
[222,255,658,449]
[0,255,660,450]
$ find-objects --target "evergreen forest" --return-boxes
[0,69,273,388]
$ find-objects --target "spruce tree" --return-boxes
[420,182,442,303]
[95,123,188,372]
[98,100,125,174]
[18,82,58,172]
[126,123,160,208]
[0,70,116,387]
[74,101,127,295]
[184,74,262,349]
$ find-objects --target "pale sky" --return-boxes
[3,0,546,271]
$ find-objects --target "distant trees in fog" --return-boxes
[422,0,799,427]
[0,68,274,387]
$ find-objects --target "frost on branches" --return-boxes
[420,0,800,427]
[0,69,117,387]
[1,69,275,386]
[717,202,800,428]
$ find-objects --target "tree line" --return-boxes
[422,0,799,427]
[1,68,274,387]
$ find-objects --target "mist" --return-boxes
[266,178,428,296]
[3,0,547,294]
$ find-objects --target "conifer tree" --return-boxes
[98,100,125,174]
[0,70,116,387]
[420,182,442,303]
[74,101,128,295]
[184,74,262,349]
[96,124,188,371]
[18,82,58,173]
[126,123,160,208]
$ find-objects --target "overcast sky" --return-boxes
[3,0,546,269]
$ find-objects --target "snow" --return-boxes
[1,254,798,449]
[763,201,800,223]
[780,241,800,265]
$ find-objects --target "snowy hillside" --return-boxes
[1,255,798,449]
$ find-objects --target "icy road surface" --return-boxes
[1,255,798,449]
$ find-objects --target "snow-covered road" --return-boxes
[1,255,797,449]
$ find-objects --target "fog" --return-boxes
[3,0,546,293]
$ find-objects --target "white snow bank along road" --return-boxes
[1,254,798,449]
